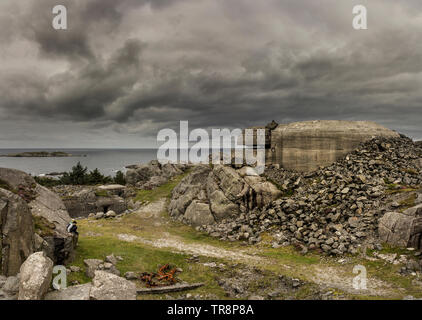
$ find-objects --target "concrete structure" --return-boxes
[243,120,400,172]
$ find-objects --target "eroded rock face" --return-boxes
[59,187,127,219]
[89,271,136,300]
[0,189,34,276]
[18,252,53,300]
[0,168,76,265]
[379,204,422,249]
[126,161,189,189]
[169,165,281,227]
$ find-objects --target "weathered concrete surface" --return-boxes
[243,120,400,172]
[272,120,399,172]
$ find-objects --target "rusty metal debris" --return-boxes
[137,282,204,295]
[140,264,179,287]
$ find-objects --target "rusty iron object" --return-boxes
[140,264,179,287]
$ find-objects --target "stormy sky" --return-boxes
[0,0,421,148]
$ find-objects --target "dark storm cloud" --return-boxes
[0,0,421,147]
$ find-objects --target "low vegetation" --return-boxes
[134,172,189,203]
[34,162,126,187]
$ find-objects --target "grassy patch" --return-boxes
[33,215,56,237]
[259,246,320,266]
[134,173,188,203]
[385,186,418,195]
[0,179,15,193]
[67,235,228,299]
[94,189,110,197]
[398,194,417,211]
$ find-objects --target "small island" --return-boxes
[1,151,73,157]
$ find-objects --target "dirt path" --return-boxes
[119,198,263,262]
[114,198,396,297]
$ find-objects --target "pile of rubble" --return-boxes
[198,136,422,254]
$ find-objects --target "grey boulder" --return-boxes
[18,252,53,300]
[89,271,137,300]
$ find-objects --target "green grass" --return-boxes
[94,189,110,197]
[33,215,56,237]
[259,246,320,266]
[66,235,228,299]
[134,173,188,203]
[398,194,417,211]
[0,179,15,193]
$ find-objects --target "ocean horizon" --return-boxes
[0,148,158,177]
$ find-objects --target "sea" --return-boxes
[0,149,158,177]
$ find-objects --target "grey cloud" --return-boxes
[0,0,422,148]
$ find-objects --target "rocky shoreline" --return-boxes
[0,151,74,157]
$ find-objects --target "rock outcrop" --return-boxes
[169,165,281,227]
[55,186,127,218]
[89,271,137,300]
[0,168,76,265]
[0,189,34,276]
[18,252,53,300]
[379,204,422,249]
[126,160,189,189]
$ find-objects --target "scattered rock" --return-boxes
[124,272,138,280]
[84,259,103,278]
[69,266,81,273]
[3,275,20,294]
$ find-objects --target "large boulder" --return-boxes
[169,165,281,227]
[184,201,215,227]
[379,204,422,249]
[18,252,53,300]
[0,168,76,265]
[0,189,34,276]
[44,283,92,300]
[89,271,137,300]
